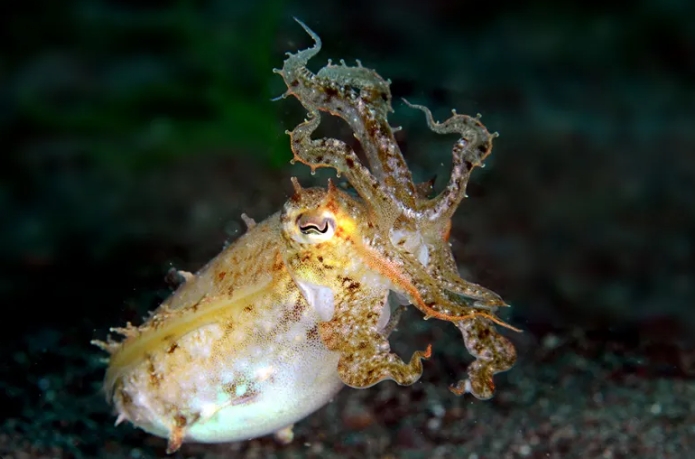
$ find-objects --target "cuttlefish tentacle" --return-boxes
[402,99,496,222]
[428,231,509,311]
[318,293,431,388]
[354,237,519,331]
[439,271,508,309]
[336,339,432,389]
[451,317,517,400]
[286,111,389,210]
[428,246,508,308]
[398,99,504,308]
[351,244,516,399]
[346,239,516,398]
[276,18,417,209]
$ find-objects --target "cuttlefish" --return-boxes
[93,20,518,453]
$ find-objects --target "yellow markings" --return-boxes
[104,274,275,395]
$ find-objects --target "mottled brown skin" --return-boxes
[274,20,518,399]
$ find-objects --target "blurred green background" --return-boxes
[1,0,694,348]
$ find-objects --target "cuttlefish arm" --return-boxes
[285,98,508,311]
[349,236,518,399]
[283,111,391,213]
[318,291,432,389]
[402,100,497,222]
[399,100,510,309]
[274,18,417,211]
[452,317,517,399]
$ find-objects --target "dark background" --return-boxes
[1,1,694,458]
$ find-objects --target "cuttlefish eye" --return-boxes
[295,211,336,243]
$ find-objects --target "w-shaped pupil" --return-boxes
[299,220,329,235]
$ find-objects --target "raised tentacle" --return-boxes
[403,99,496,222]
[273,18,322,95]
[286,110,394,212]
[275,18,417,208]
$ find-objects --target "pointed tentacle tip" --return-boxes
[402,98,425,111]
[423,343,433,359]
[270,91,289,102]
[292,17,321,46]
[448,379,472,396]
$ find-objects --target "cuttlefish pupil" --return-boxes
[297,213,335,235]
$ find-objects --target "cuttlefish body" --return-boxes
[94,20,518,453]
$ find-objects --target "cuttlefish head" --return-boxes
[281,178,359,249]
[279,177,378,287]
